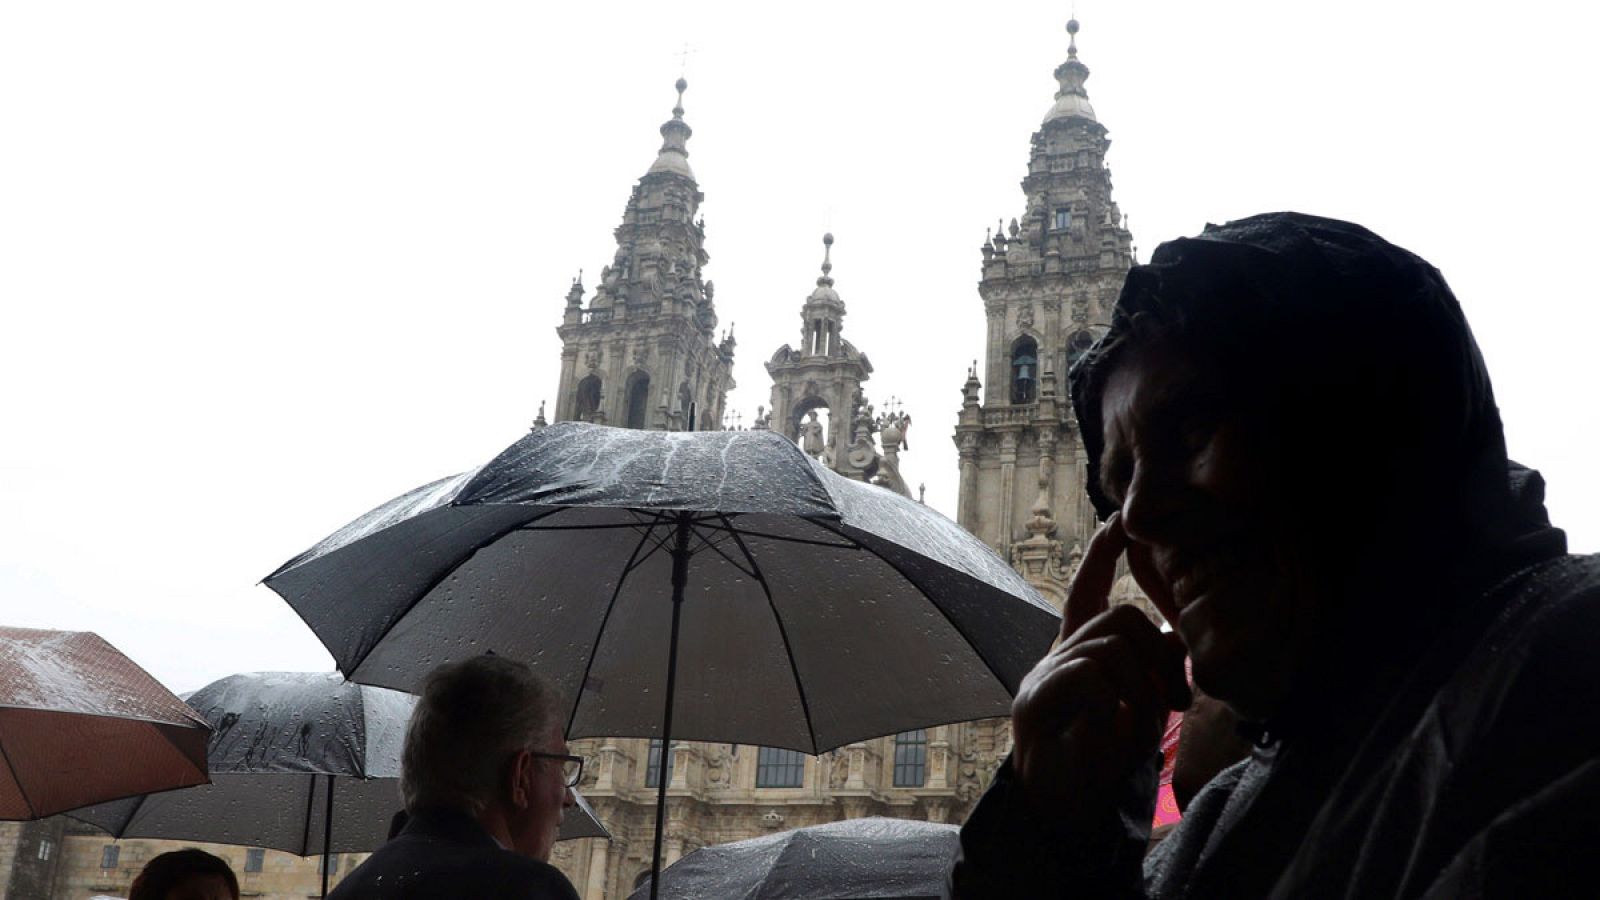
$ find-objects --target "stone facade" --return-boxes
[551,725,1006,899]
[551,78,735,434]
[1,817,370,899]
[952,20,1161,623]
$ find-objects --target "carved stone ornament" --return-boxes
[955,748,982,803]
[828,751,849,790]
[705,746,731,788]
[584,348,601,372]
[761,809,786,829]
[1017,304,1034,329]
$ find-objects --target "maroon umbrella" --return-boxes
[0,626,210,819]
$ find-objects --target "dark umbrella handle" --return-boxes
[322,773,334,898]
[650,513,693,900]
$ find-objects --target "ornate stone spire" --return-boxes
[812,232,837,298]
[564,271,584,309]
[1044,18,1097,125]
[800,233,844,351]
[551,75,732,432]
[648,78,695,178]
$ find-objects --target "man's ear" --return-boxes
[508,748,535,810]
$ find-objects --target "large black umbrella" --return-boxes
[627,817,961,900]
[69,672,608,897]
[0,626,210,820]
[265,422,1058,896]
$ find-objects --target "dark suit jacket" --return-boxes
[329,807,580,900]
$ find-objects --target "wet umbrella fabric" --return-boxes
[626,817,961,900]
[264,422,1059,896]
[69,672,607,896]
[0,626,209,820]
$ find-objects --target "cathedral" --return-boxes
[1,19,1152,900]
[533,18,1146,899]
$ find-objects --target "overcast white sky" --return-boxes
[3,1,1595,693]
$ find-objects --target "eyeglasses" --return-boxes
[530,751,584,788]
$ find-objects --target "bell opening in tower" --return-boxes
[576,375,602,421]
[1010,337,1038,404]
[625,372,652,429]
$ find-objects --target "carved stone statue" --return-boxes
[800,410,824,456]
[828,751,849,790]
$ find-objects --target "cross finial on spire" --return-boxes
[821,232,834,277]
[1067,17,1080,60]
[673,77,687,119]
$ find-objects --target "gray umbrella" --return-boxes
[69,672,608,897]
[265,422,1058,897]
[627,817,961,900]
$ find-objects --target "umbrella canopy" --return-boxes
[265,422,1057,897]
[265,423,1058,752]
[70,672,609,853]
[628,817,961,900]
[0,626,209,820]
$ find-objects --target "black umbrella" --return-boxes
[628,817,961,900]
[69,672,609,897]
[265,422,1058,897]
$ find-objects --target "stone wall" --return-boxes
[0,822,369,900]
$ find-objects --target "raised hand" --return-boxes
[1010,512,1190,818]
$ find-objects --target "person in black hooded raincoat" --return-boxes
[947,212,1600,899]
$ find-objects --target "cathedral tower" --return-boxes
[952,20,1138,610]
[553,79,735,431]
[763,233,879,480]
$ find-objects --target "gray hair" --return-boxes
[400,655,559,815]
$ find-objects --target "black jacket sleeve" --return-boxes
[947,753,1158,899]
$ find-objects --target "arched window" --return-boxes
[893,730,928,787]
[576,375,602,421]
[1067,329,1096,370]
[625,372,651,429]
[1010,337,1038,404]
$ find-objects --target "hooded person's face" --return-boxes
[1098,341,1329,721]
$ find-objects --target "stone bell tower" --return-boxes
[762,233,882,481]
[552,79,736,432]
[952,19,1142,612]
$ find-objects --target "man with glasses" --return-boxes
[332,655,581,899]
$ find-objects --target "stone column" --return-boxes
[925,726,952,790]
[998,431,1020,551]
[607,337,629,424]
[591,741,624,791]
[583,841,609,900]
[556,348,579,422]
[956,433,979,530]
[985,303,1007,396]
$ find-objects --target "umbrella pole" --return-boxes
[650,513,693,900]
[321,773,333,898]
